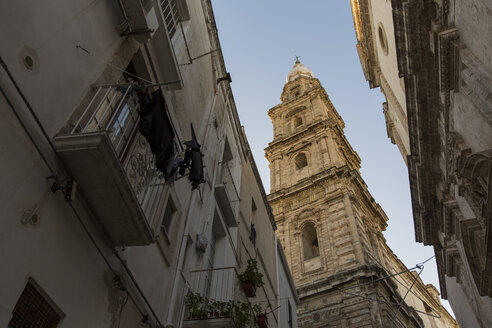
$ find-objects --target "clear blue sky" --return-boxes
[211,0,454,316]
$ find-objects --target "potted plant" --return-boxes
[253,304,268,328]
[233,301,253,328]
[184,291,209,319]
[238,259,264,297]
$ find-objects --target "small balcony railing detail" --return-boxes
[71,84,140,158]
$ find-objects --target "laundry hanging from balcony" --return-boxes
[137,88,204,188]
[137,89,181,181]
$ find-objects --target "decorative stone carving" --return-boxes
[456,149,492,296]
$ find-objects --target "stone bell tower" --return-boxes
[265,61,424,327]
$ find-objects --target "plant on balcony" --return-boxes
[252,304,269,328]
[230,300,253,328]
[238,259,264,297]
[184,292,253,327]
[185,291,210,319]
[209,300,227,317]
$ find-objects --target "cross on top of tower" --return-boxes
[294,55,301,64]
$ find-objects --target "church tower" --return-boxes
[266,61,424,327]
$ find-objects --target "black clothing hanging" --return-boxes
[181,123,205,190]
[138,89,179,180]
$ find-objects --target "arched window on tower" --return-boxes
[302,222,319,261]
[295,153,308,169]
[294,117,303,128]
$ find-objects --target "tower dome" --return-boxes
[286,60,314,82]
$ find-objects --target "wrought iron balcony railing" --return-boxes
[54,84,170,246]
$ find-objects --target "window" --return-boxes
[204,212,227,298]
[161,197,177,234]
[294,117,303,128]
[295,153,308,169]
[222,138,233,163]
[378,23,389,56]
[9,281,63,328]
[251,199,257,222]
[250,224,257,247]
[160,0,180,37]
[302,222,319,261]
[250,199,257,247]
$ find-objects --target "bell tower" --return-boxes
[266,61,424,327]
[267,59,360,194]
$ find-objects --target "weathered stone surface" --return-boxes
[266,61,458,327]
[351,0,492,326]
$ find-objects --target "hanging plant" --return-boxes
[253,304,269,328]
[238,259,264,297]
[185,291,209,319]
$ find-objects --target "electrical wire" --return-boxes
[365,252,442,319]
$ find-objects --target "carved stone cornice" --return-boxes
[266,119,339,151]
[437,27,460,94]
[268,166,346,204]
[350,0,380,88]
[296,264,382,298]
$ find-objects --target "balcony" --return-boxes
[54,84,169,246]
[120,0,159,43]
[215,164,239,227]
[183,267,251,328]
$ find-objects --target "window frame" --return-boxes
[294,116,303,128]
[161,195,177,240]
[301,222,320,261]
[9,279,64,328]
[295,153,308,170]
[156,190,182,265]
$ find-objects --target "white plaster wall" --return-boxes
[453,90,492,153]
[277,246,298,328]
[368,0,410,158]
[0,0,241,326]
[164,0,216,137]
[1,1,286,327]
[0,0,123,137]
[0,92,117,327]
[0,1,132,325]
[445,276,482,328]
[239,148,281,327]
[453,0,492,73]
[368,0,406,112]
[451,0,492,153]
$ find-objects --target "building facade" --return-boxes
[0,1,295,327]
[266,61,457,327]
[351,1,492,326]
